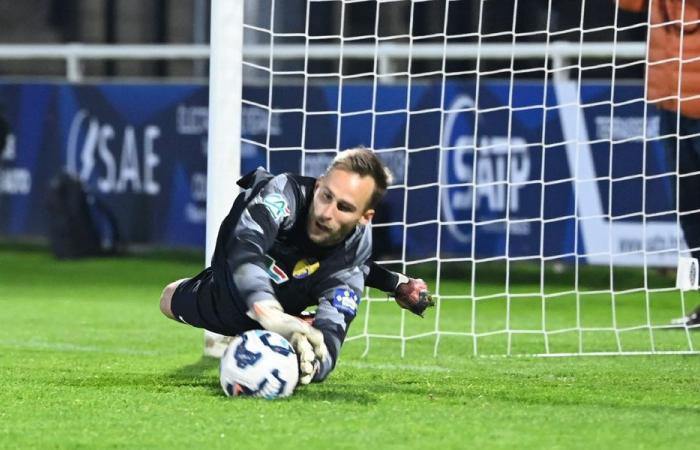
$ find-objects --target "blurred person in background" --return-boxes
[616,0,700,326]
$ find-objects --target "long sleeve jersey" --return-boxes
[210,167,372,381]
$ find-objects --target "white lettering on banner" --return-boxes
[241,142,258,159]
[186,202,206,223]
[594,116,660,141]
[304,154,334,177]
[176,104,281,158]
[554,81,680,267]
[304,150,406,181]
[0,134,31,195]
[117,126,141,192]
[441,94,532,243]
[241,106,281,136]
[2,134,16,161]
[191,172,207,202]
[618,233,677,254]
[474,221,531,235]
[67,110,161,195]
[143,126,161,194]
[176,105,209,135]
[0,168,31,194]
[184,172,207,224]
[175,105,208,160]
[449,136,529,213]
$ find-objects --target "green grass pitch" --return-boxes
[2,243,700,449]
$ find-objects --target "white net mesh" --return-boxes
[223,0,700,356]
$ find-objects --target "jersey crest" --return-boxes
[262,193,290,221]
[293,258,320,279]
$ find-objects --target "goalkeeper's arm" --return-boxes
[300,265,366,383]
[365,261,434,317]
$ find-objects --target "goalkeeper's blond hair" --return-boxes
[326,146,393,210]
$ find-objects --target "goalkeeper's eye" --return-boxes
[337,201,355,213]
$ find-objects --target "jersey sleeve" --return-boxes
[310,264,366,382]
[225,174,299,310]
[365,261,399,293]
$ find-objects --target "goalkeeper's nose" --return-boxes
[316,203,336,222]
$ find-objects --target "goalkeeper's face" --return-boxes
[307,168,376,246]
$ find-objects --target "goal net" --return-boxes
[207,0,700,357]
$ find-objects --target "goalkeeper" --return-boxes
[159,147,433,384]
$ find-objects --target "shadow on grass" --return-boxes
[164,356,221,395]
[165,356,378,403]
[52,356,225,396]
[168,355,218,378]
[294,383,377,404]
[50,359,218,393]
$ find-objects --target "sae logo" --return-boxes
[66,109,161,195]
[440,94,531,244]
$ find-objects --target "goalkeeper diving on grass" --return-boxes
[159,147,433,384]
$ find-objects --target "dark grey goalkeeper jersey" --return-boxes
[210,167,371,381]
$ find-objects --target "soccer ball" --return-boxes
[219,329,299,399]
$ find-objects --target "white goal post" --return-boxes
[203,0,244,354]
[207,0,700,357]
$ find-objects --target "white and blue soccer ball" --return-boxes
[219,329,299,399]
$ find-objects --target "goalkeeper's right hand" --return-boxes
[393,273,435,317]
[248,300,328,361]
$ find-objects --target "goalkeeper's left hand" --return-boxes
[249,300,328,361]
[393,273,435,317]
[290,332,320,385]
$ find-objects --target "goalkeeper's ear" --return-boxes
[359,208,375,225]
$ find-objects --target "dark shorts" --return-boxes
[170,268,254,336]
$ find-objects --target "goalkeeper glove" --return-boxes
[248,300,328,361]
[290,332,320,384]
[393,273,435,317]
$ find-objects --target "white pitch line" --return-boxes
[340,361,452,373]
[0,339,161,356]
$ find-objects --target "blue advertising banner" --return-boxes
[0,81,677,265]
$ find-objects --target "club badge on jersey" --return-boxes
[293,258,320,279]
[332,288,360,318]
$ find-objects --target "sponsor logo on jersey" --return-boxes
[331,289,360,317]
[292,258,320,279]
[262,193,290,221]
[263,254,288,284]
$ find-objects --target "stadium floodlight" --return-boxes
[206,0,700,357]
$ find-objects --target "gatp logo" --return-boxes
[66,109,161,195]
[440,95,531,243]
